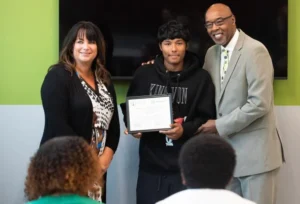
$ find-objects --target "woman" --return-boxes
[25,136,103,204]
[40,21,120,202]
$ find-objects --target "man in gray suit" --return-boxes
[197,3,283,204]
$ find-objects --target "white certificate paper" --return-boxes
[126,95,173,133]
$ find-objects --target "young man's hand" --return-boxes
[124,129,142,139]
[159,122,183,140]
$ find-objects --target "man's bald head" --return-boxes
[204,3,236,47]
[205,3,233,18]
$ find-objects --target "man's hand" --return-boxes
[124,129,142,139]
[159,122,183,140]
[141,59,154,66]
[197,120,218,134]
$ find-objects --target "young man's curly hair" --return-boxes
[157,20,190,44]
[24,136,101,201]
[179,134,236,189]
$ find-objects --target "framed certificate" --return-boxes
[126,94,173,133]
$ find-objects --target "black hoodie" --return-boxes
[121,51,216,174]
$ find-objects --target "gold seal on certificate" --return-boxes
[126,94,173,133]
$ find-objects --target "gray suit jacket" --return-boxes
[204,30,283,177]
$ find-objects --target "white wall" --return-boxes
[0,105,299,204]
[275,107,300,204]
[0,106,44,203]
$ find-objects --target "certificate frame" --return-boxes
[126,94,173,133]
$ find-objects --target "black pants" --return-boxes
[102,172,107,203]
[136,170,185,204]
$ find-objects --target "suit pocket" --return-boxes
[228,127,266,138]
[239,126,266,134]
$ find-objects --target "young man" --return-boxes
[121,20,216,204]
[198,3,283,204]
[156,134,256,204]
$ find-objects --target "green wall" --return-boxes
[0,0,299,105]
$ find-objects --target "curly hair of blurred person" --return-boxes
[24,136,101,201]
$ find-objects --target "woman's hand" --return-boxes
[98,147,114,172]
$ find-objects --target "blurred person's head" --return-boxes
[25,136,101,201]
[56,21,110,84]
[179,134,236,189]
[205,3,236,47]
[157,20,190,70]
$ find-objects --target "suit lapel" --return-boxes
[218,30,245,102]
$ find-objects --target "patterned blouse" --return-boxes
[77,73,114,156]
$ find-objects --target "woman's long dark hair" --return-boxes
[51,21,110,85]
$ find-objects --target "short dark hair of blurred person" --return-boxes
[25,136,102,204]
[180,134,235,189]
[156,134,256,204]
[40,21,120,202]
[121,20,216,204]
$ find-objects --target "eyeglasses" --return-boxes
[204,15,232,29]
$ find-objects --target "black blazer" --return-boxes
[40,64,120,152]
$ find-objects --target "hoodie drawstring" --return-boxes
[165,72,182,118]
[173,74,181,116]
